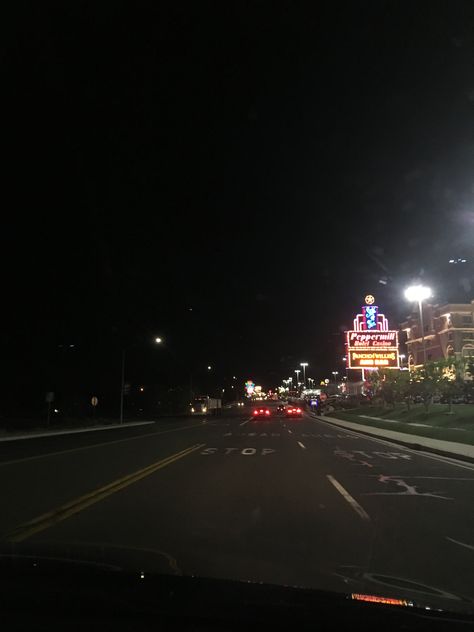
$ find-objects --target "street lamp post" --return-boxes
[295,370,301,392]
[332,371,339,388]
[300,363,308,388]
[342,356,348,379]
[120,348,126,424]
[120,337,163,424]
[399,354,406,368]
[405,285,432,367]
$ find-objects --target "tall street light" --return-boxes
[295,369,301,391]
[300,362,308,388]
[120,336,163,424]
[332,371,339,384]
[405,284,432,366]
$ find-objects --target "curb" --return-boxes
[310,413,474,465]
[0,421,155,443]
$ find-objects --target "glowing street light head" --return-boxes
[300,362,308,368]
[404,285,432,302]
[155,337,163,344]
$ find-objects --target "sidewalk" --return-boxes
[310,413,474,464]
[0,420,155,443]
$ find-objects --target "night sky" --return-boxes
[4,2,474,414]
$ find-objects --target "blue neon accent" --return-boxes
[364,305,378,329]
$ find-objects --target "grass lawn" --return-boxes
[328,403,474,445]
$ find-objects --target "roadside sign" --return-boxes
[91,396,98,407]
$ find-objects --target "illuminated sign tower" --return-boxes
[346,295,400,369]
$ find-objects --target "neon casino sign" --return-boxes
[245,380,255,395]
[346,295,399,369]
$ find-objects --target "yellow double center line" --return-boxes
[4,443,205,543]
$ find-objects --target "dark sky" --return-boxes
[3,2,474,410]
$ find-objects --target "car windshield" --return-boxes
[4,2,474,618]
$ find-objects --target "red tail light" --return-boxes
[296,408,301,413]
[265,410,270,415]
[253,410,258,415]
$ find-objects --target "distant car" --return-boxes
[252,407,271,418]
[276,404,285,414]
[285,406,302,418]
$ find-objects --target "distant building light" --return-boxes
[449,259,455,263]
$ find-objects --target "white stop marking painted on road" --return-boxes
[373,451,412,460]
[201,447,218,455]
[200,447,277,456]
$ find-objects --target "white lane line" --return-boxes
[326,474,370,522]
[297,441,306,450]
[312,417,474,472]
[240,418,252,426]
[446,537,474,552]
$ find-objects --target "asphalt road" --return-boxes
[1,404,474,608]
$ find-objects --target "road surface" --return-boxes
[1,405,474,606]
